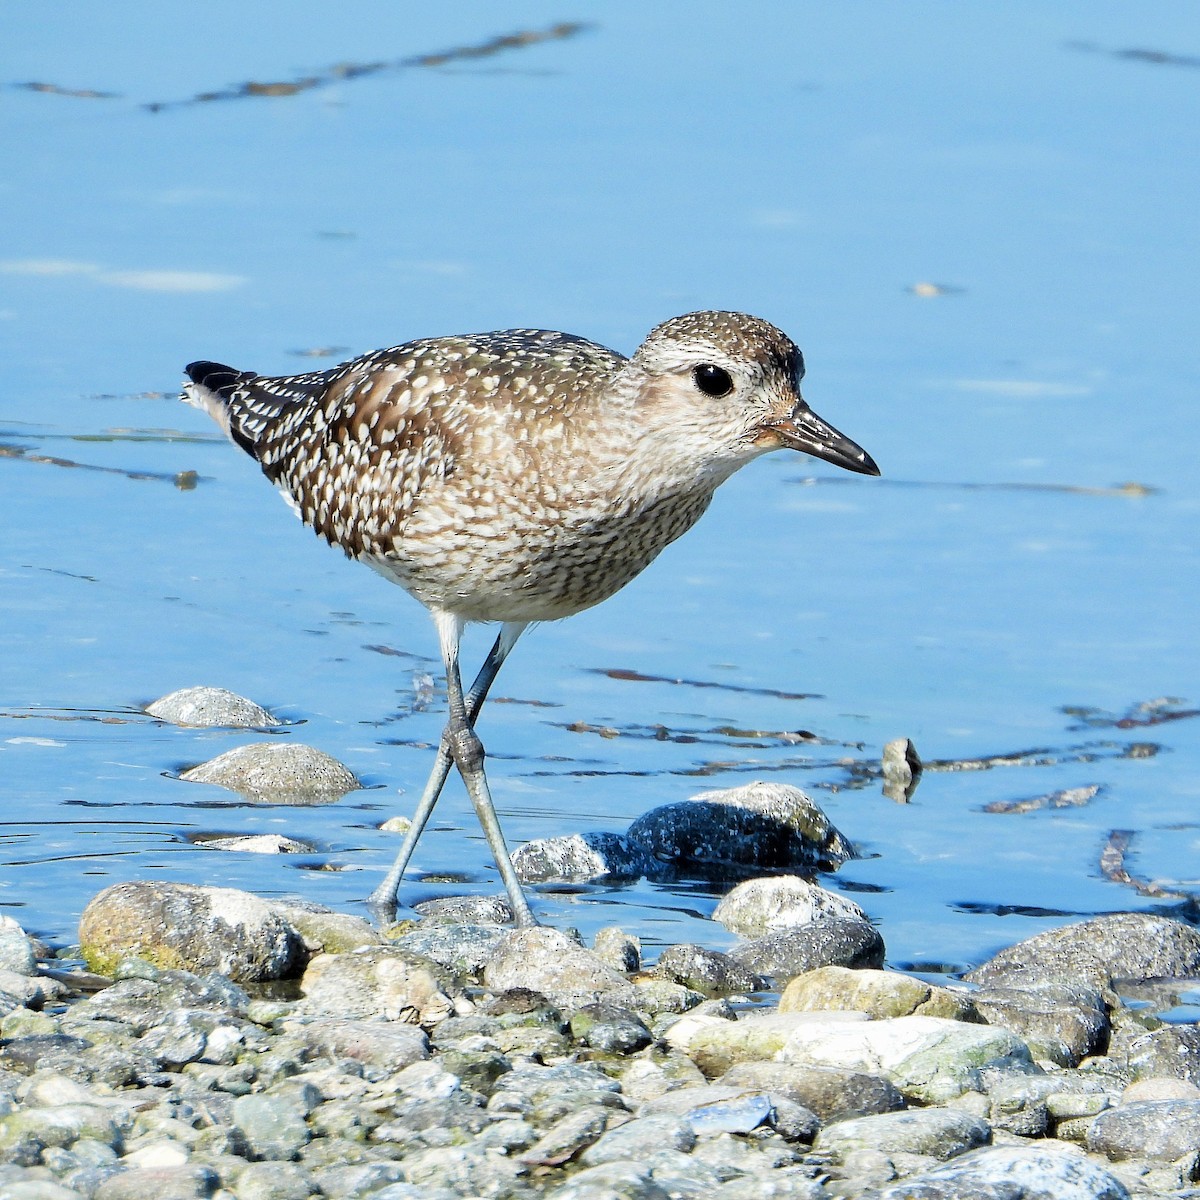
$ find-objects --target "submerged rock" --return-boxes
[713,875,868,937]
[179,743,359,803]
[146,686,281,728]
[512,831,651,883]
[627,781,854,873]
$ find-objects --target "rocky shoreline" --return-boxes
[5,864,1200,1200]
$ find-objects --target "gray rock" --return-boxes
[627,781,853,873]
[863,1144,1130,1200]
[412,895,513,925]
[489,1062,624,1125]
[79,883,300,982]
[484,927,630,1008]
[520,1105,611,1166]
[198,834,314,854]
[655,943,762,997]
[713,876,867,937]
[713,1172,825,1200]
[967,913,1200,991]
[643,1084,775,1135]
[266,901,385,956]
[882,737,922,802]
[569,1001,652,1054]
[1107,1021,1200,1087]
[0,918,37,976]
[512,832,651,883]
[581,1113,697,1166]
[93,1165,219,1200]
[774,1013,1033,1104]
[274,1016,428,1072]
[970,979,1108,1066]
[719,1061,905,1122]
[593,927,641,972]
[146,686,281,727]
[779,966,975,1021]
[1087,1098,1200,1162]
[542,1160,672,1200]
[299,947,455,1024]
[179,743,358,803]
[397,1143,524,1197]
[230,1160,318,1199]
[391,923,506,976]
[817,1107,991,1160]
[2,1181,88,1200]
[729,917,885,981]
[0,970,45,1012]
[231,1092,310,1161]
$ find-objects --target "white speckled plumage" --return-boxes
[183,311,879,923]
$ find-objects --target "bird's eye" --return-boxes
[693,364,734,398]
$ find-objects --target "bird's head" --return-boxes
[628,311,880,479]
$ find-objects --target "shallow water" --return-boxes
[3,2,1198,971]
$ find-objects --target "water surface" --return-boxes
[3,2,1198,971]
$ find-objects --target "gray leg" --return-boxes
[367,620,529,919]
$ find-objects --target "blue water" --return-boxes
[3,2,1198,971]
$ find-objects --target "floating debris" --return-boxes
[983,784,1101,815]
[1065,697,1198,730]
[1065,41,1200,70]
[1099,829,1190,900]
[907,282,965,297]
[144,22,589,112]
[594,667,816,701]
[18,81,120,99]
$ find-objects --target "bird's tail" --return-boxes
[183,361,262,458]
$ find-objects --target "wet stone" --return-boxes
[146,686,281,728]
[655,943,762,998]
[79,883,300,983]
[862,1143,1131,1200]
[179,743,359,803]
[729,917,885,982]
[411,895,513,925]
[966,913,1200,991]
[816,1107,991,1161]
[484,927,630,1008]
[1087,1098,1200,1163]
[267,901,384,956]
[569,1001,653,1054]
[0,918,38,976]
[390,922,506,976]
[627,781,854,874]
[713,876,868,938]
[512,831,652,883]
[299,946,455,1025]
[779,965,975,1022]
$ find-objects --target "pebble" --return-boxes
[6,893,1200,1198]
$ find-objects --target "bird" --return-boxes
[182,311,880,925]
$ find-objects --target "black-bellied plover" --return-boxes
[183,311,879,925]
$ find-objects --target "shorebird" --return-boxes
[183,311,879,925]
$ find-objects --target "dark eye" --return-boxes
[693,364,734,398]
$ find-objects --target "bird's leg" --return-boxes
[367,620,531,921]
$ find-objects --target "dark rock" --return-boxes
[655,944,762,997]
[729,918,885,981]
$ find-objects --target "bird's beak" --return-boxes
[763,402,880,476]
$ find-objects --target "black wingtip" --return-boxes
[186,360,252,398]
